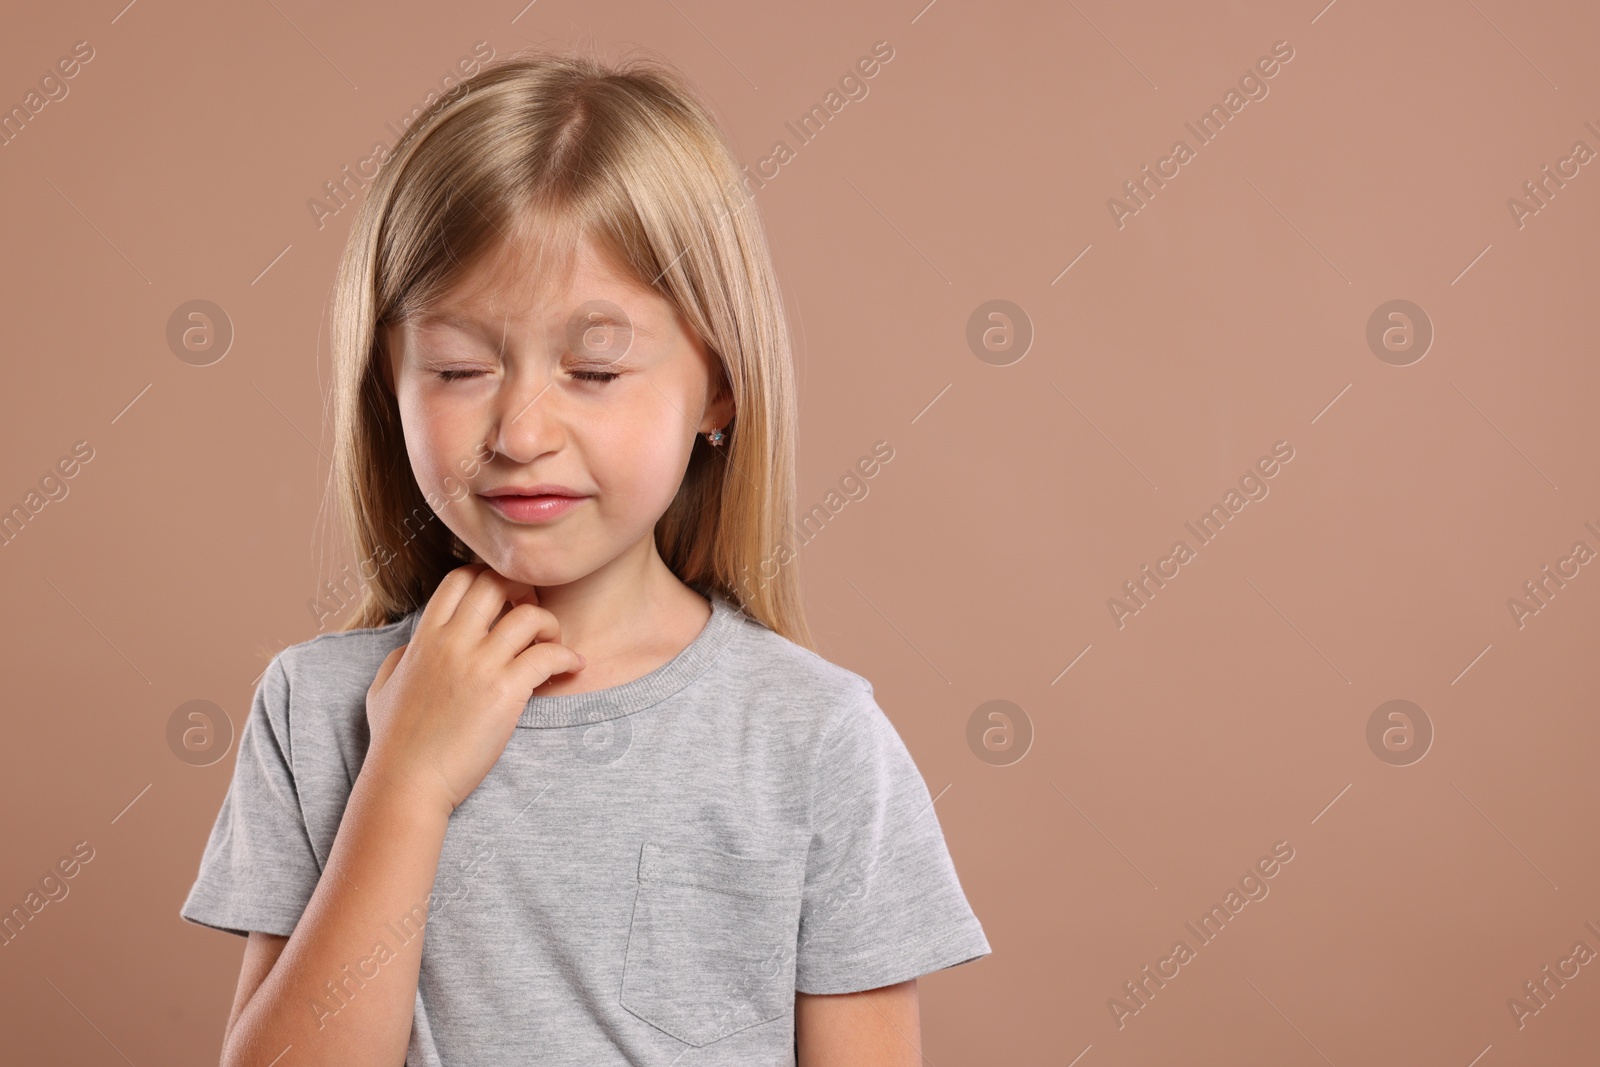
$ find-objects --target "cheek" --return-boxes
[398,390,475,490]
[590,399,692,502]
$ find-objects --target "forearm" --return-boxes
[222,766,451,1067]
[795,980,922,1066]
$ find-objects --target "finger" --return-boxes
[368,644,407,694]
[417,563,489,636]
[511,639,586,688]
[487,602,564,662]
[452,565,535,636]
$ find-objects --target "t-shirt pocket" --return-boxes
[619,840,805,1047]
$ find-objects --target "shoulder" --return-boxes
[718,606,883,741]
[725,608,874,700]
[223,615,418,864]
[251,611,417,743]
[274,611,417,688]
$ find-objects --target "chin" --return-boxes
[480,550,587,588]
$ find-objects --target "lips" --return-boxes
[480,483,584,498]
[479,491,587,523]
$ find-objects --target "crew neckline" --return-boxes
[404,592,745,729]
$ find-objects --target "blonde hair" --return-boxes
[323,46,813,648]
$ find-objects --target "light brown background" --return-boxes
[2,0,1597,1063]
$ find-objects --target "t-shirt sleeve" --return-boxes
[793,682,992,994]
[179,650,323,938]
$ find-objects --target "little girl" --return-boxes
[181,47,988,1066]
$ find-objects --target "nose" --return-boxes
[487,364,567,464]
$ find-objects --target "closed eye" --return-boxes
[434,369,621,383]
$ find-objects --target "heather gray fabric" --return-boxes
[180,592,990,1065]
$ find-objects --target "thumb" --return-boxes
[369,643,408,694]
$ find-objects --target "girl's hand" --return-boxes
[362,562,585,817]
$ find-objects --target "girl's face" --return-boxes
[382,236,733,589]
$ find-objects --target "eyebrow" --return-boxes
[410,308,653,338]
[410,309,496,335]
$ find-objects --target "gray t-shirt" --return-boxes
[180,591,990,1065]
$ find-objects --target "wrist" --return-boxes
[357,754,456,824]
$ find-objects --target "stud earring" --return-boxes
[705,426,725,446]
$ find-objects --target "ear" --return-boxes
[702,368,736,435]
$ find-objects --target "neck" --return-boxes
[517,537,708,664]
